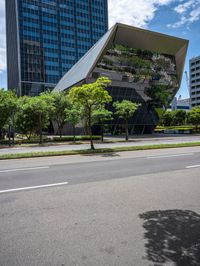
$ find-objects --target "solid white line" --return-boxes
[0,182,68,194]
[0,166,49,173]
[186,165,200,169]
[147,153,194,159]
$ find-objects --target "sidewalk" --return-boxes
[0,135,200,155]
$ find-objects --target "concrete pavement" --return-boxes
[0,147,200,265]
[0,147,200,191]
[0,171,200,265]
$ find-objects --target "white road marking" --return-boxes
[147,153,194,159]
[186,165,200,169]
[0,182,68,194]
[0,166,49,173]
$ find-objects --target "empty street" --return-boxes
[0,147,200,265]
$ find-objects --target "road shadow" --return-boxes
[139,209,200,266]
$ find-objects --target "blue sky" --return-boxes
[1,0,200,99]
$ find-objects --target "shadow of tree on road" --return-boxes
[139,210,200,266]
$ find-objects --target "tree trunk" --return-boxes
[125,119,129,141]
[101,124,104,142]
[12,113,15,145]
[57,120,62,139]
[0,129,3,140]
[73,124,76,143]
[12,125,15,145]
[39,113,42,144]
[59,127,62,139]
[8,124,11,147]
[88,109,94,150]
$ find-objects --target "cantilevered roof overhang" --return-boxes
[54,23,188,92]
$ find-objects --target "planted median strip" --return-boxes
[1,142,200,160]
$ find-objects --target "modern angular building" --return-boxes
[190,56,200,108]
[6,0,108,96]
[54,23,188,134]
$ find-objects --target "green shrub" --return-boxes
[0,135,101,145]
[52,136,101,142]
[0,137,50,145]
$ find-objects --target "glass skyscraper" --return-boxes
[6,0,108,96]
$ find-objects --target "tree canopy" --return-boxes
[161,111,173,127]
[92,107,113,142]
[171,110,186,126]
[68,77,112,149]
[0,89,18,140]
[65,102,83,142]
[41,91,69,138]
[114,100,139,140]
[16,96,50,142]
[187,107,200,130]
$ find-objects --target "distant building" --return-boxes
[54,23,188,134]
[170,96,191,111]
[190,56,200,108]
[6,0,108,96]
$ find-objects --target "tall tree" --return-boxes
[161,111,173,127]
[65,102,83,143]
[0,89,18,144]
[41,91,69,138]
[68,77,112,149]
[16,96,50,143]
[171,110,186,126]
[187,107,200,132]
[113,100,139,141]
[92,107,113,142]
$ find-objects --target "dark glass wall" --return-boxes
[7,0,108,96]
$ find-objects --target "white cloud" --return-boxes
[0,0,199,75]
[168,0,200,28]
[174,0,195,14]
[0,0,175,74]
[108,0,174,28]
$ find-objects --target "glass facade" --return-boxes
[6,0,108,96]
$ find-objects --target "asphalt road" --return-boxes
[0,147,200,265]
[1,134,200,155]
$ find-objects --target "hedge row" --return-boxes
[0,135,101,145]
